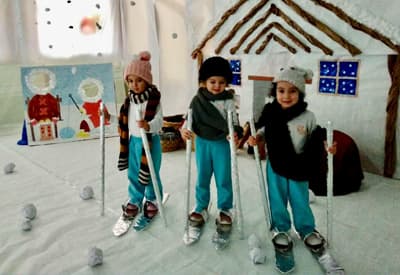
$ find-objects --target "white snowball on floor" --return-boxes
[248,233,266,264]
[4,162,16,174]
[22,203,37,220]
[21,219,32,231]
[80,186,94,200]
[88,247,103,267]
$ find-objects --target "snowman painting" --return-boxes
[76,77,110,138]
[25,68,61,142]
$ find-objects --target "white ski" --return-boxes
[183,225,203,245]
[133,193,170,231]
[312,249,345,275]
[112,193,169,236]
[112,214,134,237]
[211,230,231,250]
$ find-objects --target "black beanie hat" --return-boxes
[198,56,233,83]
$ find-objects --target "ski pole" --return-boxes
[183,109,193,241]
[326,121,334,247]
[135,105,167,227]
[227,110,244,240]
[249,116,272,230]
[100,101,105,216]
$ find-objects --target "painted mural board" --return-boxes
[20,63,117,145]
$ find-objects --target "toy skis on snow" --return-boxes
[133,193,170,231]
[112,193,170,236]
[112,204,136,237]
[112,103,167,237]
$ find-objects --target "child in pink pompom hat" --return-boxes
[123,51,153,85]
[113,51,164,236]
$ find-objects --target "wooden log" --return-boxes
[271,4,333,55]
[384,55,400,177]
[191,0,247,59]
[281,0,361,56]
[230,9,273,54]
[216,0,270,54]
[310,0,400,53]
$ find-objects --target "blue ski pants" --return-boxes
[266,160,315,238]
[127,135,163,206]
[194,136,233,213]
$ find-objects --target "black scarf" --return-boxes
[257,99,311,180]
[190,87,233,140]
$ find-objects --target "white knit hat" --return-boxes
[275,66,313,94]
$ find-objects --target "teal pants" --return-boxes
[127,135,163,206]
[194,136,233,213]
[266,161,315,238]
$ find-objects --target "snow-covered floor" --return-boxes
[1,134,400,275]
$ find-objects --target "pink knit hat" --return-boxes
[123,51,153,84]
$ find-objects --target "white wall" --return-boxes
[1,0,400,178]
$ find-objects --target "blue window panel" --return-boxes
[319,78,336,94]
[320,61,337,77]
[338,79,357,95]
[339,61,358,77]
[230,59,241,73]
[231,73,241,86]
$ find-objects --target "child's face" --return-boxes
[126,75,147,94]
[205,76,227,94]
[276,81,300,109]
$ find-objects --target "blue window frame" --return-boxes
[229,59,241,86]
[319,60,359,96]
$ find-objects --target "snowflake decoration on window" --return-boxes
[318,60,359,96]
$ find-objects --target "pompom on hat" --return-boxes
[124,51,153,84]
[198,56,233,83]
[275,66,313,94]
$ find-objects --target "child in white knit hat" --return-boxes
[112,51,164,236]
[247,66,340,273]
